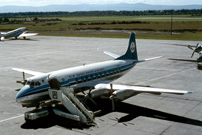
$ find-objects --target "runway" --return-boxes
[0,36,202,135]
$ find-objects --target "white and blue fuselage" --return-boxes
[16,60,136,107]
[1,27,27,40]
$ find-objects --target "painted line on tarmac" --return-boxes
[0,114,24,123]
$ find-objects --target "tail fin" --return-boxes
[116,32,138,60]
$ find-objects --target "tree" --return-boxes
[3,17,9,22]
[33,17,38,22]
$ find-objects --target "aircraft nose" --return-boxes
[16,85,30,103]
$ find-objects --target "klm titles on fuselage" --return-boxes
[68,68,104,79]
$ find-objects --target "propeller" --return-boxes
[83,88,97,105]
[109,84,115,111]
[16,72,27,85]
[191,43,199,58]
[110,93,115,111]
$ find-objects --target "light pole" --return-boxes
[170,9,174,35]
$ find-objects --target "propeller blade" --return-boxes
[16,72,27,85]
[16,80,22,83]
[110,84,115,111]
[15,88,21,91]
[83,87,97,105]
[191,51,195,58]
[188,45,194,50]
[110,83,113,94]
[88,97,97,105]
[196,43,199,48]
[112,97,115,111]
[23,72,25,81]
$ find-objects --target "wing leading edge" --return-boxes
[95,83,193,95]
[12,68,45,76]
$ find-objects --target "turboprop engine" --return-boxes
[89,88,110,98]
[1,36,5,41]
[110,89,136,101]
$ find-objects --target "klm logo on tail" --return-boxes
[117,32,138,60]
[130,42,135,53]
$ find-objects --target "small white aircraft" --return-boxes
[0,27,38,41]
[13,33,192,124]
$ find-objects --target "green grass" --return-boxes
[1,15,202,41]
[136,32,202,41]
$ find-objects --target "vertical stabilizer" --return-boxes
[116,32,138,60]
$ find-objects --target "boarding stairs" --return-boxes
[48,78,94,124]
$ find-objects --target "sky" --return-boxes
[0,0,202,7]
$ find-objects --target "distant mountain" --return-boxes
[0,3,201,13]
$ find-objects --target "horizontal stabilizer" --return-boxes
[103,51,120,59]
[133,56,162,63]
[19,32,38,37]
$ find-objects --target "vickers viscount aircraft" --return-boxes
[0,27,38,41]
[169,43,202,70]
[13,33,192,124]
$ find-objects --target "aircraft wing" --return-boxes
[165,43,197,48]
[12,68,45,76]
[95,83,193,95]
[18,32,38,37]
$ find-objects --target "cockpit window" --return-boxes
[29,81,41,86]
[37,81,41,85]
[30,81,34,86]
[26,81,31,85]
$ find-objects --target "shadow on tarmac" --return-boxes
[6,38,39,41]
[21,98,202,130]
[169,58,197,63]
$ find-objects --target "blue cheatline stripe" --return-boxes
[19,62,135,98]
[61,62,134,87]
[5,31,23,38]
[17,84,50,98]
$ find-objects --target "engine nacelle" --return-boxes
[111,89,136,101]
[1,37,5,41]
[90,88,110,98]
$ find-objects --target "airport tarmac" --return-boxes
[0,35,202,135]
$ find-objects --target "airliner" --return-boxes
[0,27,38,41]
[13,33,192,110]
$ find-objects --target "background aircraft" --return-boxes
[13,33,192,124]
[0,27,38,41]
[169,43,202,70]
